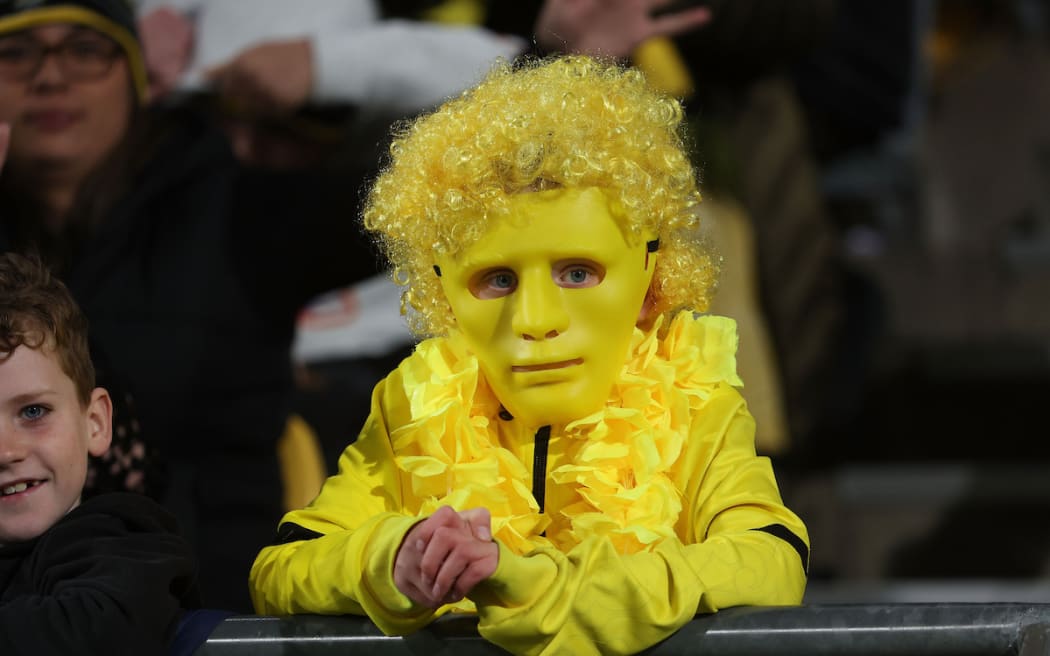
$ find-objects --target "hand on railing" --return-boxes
[393,506,498,609]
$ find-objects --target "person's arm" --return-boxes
[207,0,714,118]
[249,369,440,635]
[202,23,521,117]
[470,387,809,656]
[0,495,197,656]
[312,21,524,114]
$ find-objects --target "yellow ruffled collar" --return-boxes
[391,311,742,556]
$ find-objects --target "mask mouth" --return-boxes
[512,358,583,373]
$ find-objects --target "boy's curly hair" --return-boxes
[363,55,717,336]
[0,253,95,404]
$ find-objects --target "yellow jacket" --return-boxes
[250,313,809,656]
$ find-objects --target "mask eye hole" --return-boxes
[553,260,604,289]
[470,268,518,299]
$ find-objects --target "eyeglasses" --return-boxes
[0,34,122,82]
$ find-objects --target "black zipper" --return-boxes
[532,425,552,514]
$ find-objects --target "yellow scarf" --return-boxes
[391,312,742,556]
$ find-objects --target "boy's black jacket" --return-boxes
[0,492,200,655]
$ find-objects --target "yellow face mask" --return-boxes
[436,187,657,428]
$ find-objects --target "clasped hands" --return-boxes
[393,506,499,609]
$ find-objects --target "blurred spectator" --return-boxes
[794,0,919,165]
[676,1,866,458]
[135,3,539,465]
[1,0,713,611]
[484,2,866,459]
[137,0,521,115]
[0,0,377,611]
[134,0,714,471]
[135,0,710,175]
[144,0,843,459]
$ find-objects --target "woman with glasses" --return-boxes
[0,2,144,224]
[0,0,377,612]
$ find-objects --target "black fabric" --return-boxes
[0,0,138,37]
[669,0,836,92]
[752,523,809,574]
[377,0,444,20]
[531,425,551,514]
[275,522,324,545]
[0,493,199,656]
[0,109,380,611]
[794,0,916,161]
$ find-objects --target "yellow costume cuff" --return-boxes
[471,541,555,610]
[363,514,433,620]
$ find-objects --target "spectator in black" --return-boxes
[0,252,199,655]
[0,0,376,611]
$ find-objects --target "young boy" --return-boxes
[250,57,809,656]
[0,253,199,655]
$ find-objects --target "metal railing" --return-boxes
[195,603,1050,655]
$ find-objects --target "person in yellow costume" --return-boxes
[249,56,809,656]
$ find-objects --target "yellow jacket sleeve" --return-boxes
[249,371,438,635]
[469,386,809,656]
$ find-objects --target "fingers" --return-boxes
[428,531,472,601]
[203,40,313,116]
[417,506,483,585]
[453,542,499,599]
[418,524,463,591]
[415,505,468,544]
[202,61,226,83]
[202,63,234,100]
[392,527,434,607]
[400,507,464,581]
[647,6,712,39]
[393,506,471,608]
[425,529,500,602]
[205,61,271,113]
[396,524,467,607]
[394,506,498,608]
[459,507,493,541]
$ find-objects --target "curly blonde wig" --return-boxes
[363,55,717,335]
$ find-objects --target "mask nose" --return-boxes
[511,270,569,341]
